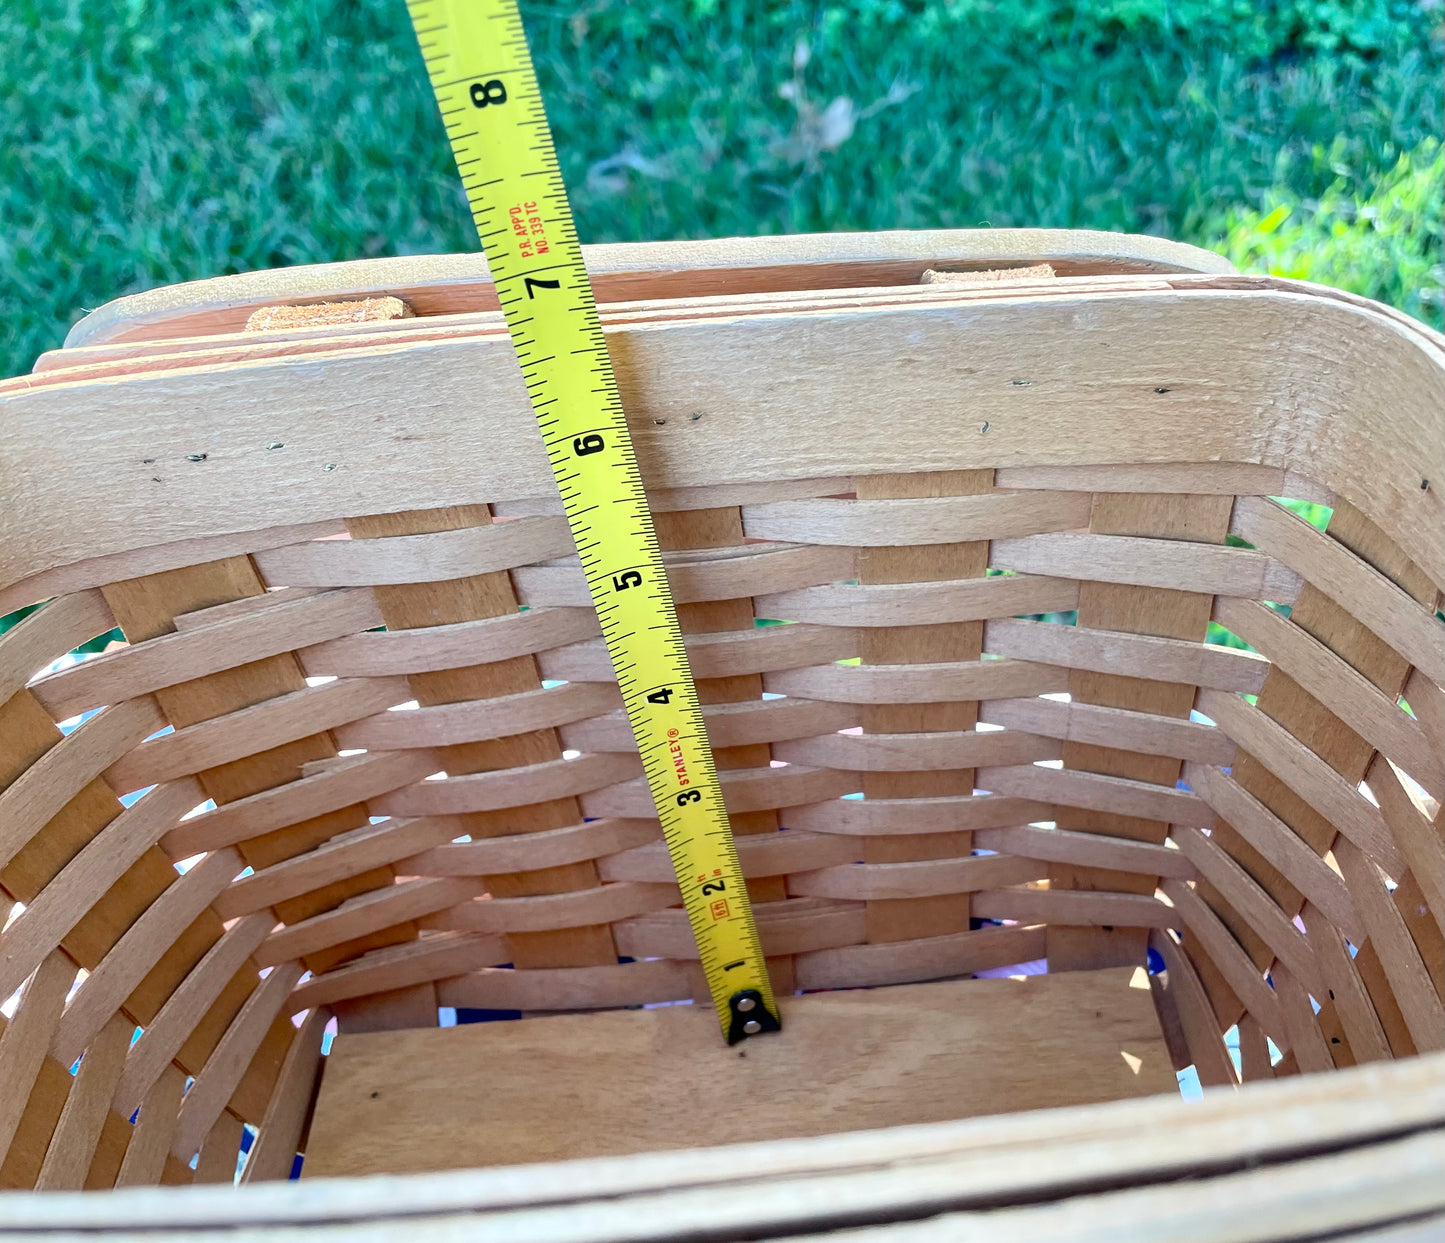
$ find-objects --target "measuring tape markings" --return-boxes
[405,0,780,1044]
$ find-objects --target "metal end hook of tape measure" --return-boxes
[727,990,782,1046]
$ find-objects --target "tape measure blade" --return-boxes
[408,0,779,1043]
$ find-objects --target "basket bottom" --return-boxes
[303,966,1175,1177]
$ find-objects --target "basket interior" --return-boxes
[0,233,1441,1193]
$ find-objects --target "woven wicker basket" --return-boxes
[1,230,1441,1240]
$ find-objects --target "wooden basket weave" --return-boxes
[0,230,1441,1239]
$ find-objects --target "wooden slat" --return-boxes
[1232,497,1445,676]
[990,531,1300,600]
[172,963,305,1163]
[1147,929,1237,1088]
[1300,903,1392,1065]
[982,696,1234,765]
[983,617,1268,694]
[1173,827,1327,1000]
[192,1111,245,1186]
[368,751,638,819]
[971,888,1178,930]
[613,897,863,962]
[27,589,383,721]
[0,953,76,1170]
[757,573,1079,628]
[0,778,204,1005]
[1334,838,1445,1053]
[788,853,1045,901]
[1215,597,1440,799]
[793,924,1046,991]
[436,959,700,1013]
[34,1014,132,1191]
[1236,1012,1273,1083]
[563,696,857,756]
[1394,871,1444,1003]
[114,914,273,1118]
[50,847,240,1070]
[512,542,853,610]
[0,674,229,1175]
[0,695,165,873]
[301,606,597,679]
[1048,491,1233,972]
[1145,963,1191,1073]
[253,518,573,588]
[241,1008,329,1183]
[846,470,993,944]
[404,819,656,879]
[787,793,1055,836]
[974,825,1195,879]
[765,656,1065,704]
[1271,961,1335,1074]
[103,676,409,795]
[115,1066,186,1188]
[1183,761,1363,945]
[103,554,399,1002]
[1368,755,1445,933]
[775,729,1059,772]
[1402,668,1445,758]
[339,681,621,751]
[740,490,1090,545]
[289,936,507,1012]
[1199,689,1406,880]
[261,880,481,965]
[160,751,436,859]
[345,507,616,988]
[1196,498,1439,1049]
[1162,880,1286,1045]
[0,591,115,705]
[980,764,1212,826]
[581,763,853,820]
[599,832,853,884]
[214,817,459,921]
[412,884,672,939]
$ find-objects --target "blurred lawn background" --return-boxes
[0,0,1440,382]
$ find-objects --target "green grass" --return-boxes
[1214,135,1443,322]
[1,0,1440,383]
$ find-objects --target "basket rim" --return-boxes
[0,1049,1438,1226]
[62,228,1238,351]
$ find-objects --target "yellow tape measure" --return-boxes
[405,0,780,1044]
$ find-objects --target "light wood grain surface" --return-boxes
[59,229,1236,348]
[5,285,1443,612]
[303,967,1173,1176]
[2,233,1442,1218]
[0,1052,1438,1239]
